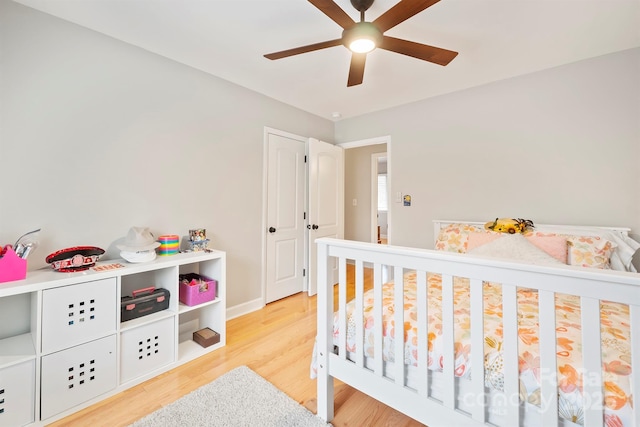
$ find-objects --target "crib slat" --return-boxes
[373,262,384,375]
[441,274,455,409]
[631,304,640,427]
[355,259,365,368]
[394,266,405,385]
[338,257,347,361]
[416,270,428,397]
[469,278,485,422]
[538,289,559,427]
[581,297,603,427]
[316,241,334,421]
[502,283,520,427]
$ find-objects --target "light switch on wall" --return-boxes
[352,199,357,206]
[396,192,402,203]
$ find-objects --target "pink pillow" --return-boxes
[467,232,502,251]
[468,231,568,264]
[525,235,568,264]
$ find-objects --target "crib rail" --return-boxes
[316,238,640,427]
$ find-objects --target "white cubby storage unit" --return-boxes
[0,250,225,426]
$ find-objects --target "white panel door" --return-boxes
[308,138,344,296]
[265,132,306,303]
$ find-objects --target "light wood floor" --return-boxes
[50,267,424,427]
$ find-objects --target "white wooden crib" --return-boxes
[315,221,640,427]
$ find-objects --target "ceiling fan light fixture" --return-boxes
[342,22,382,54]
[349,38,376,53]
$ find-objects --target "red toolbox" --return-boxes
[120,286,170,322]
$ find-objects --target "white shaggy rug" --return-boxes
[129,366,330,427]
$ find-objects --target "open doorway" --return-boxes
[340,136,390,244]
[372,154,388,244]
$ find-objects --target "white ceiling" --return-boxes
[13,0,640,120]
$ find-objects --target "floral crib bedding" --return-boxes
[311,271,633,427]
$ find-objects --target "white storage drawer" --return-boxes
[120,317,175,383]
[40,335,117,420]
[41,278,117,354]
[0,360,35,427]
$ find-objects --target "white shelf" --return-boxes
[0,333,36,369]
[0,249,226,426]
[178,297,221,314]
[178,338,224,364]
[119,309,177,332]
[0,250,225,298]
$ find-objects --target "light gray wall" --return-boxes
[2,1,638,310]
[336,48,640,262]
[0,1,334,308]
[344,143,387,242]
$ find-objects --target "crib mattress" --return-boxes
[312,272,633,426]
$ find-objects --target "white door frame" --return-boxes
[261,127,309,306]
[337,135,391,244]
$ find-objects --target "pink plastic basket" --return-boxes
[0,248,27,284]
[179,273,217,306]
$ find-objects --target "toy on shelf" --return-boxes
[188,228,209,252]
[157,235,180,256]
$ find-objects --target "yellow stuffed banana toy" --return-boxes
[484,218,534,234]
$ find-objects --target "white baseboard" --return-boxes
[226,297,264,320]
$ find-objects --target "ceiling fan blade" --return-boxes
[379,36,458,66]
[308,0,356,29]
[264,39,343,60]
[373,0,441,33]
[347,53,366,87]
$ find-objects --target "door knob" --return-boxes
[268,227,276,233]
[312,224,319,230]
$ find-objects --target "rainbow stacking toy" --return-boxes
[157,235,179,256]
